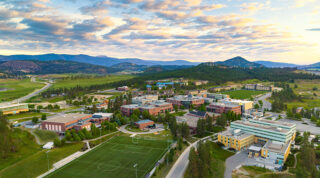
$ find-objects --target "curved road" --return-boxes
[119,124,164,135]
[0,77,51,105]
[254,92,272,110]
[166,134,215,178]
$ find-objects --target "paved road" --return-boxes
[0,77,52,105]
[224,151,248,178]
[254,92,272,110]
[166,134,215,178]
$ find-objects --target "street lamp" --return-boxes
[46,150,50,171]
[133,163,138,178]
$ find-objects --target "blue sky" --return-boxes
[0,0,319,64]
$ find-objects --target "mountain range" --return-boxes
[0,54,199,67]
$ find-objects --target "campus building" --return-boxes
[245,84,273,91]
[166,95,204,108]
[41,114,92,133]
[193,80,208,86]
[0,104,29,115]
[117,86,129,91]
[120,100,173,116]
[132,95,158,105]
[218,119,296,165]
[135,119,155,130]
[206,102,242,115]
[206,93,229,100]
[185,89,207,97]
[220,99,253,112]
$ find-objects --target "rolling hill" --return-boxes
[214,56,264,68]
[255,61,299,68]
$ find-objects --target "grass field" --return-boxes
[6,112,43,120]
[0,78,45,102]
[0,143,83,178]
[46,136,170,178]
[33,129,58,144]
[221,89,267,99]
[51,75,134,89]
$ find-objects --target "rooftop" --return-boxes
[45,113,91,124]
[251,118,295,127]
[263,140,291,154]
[208,102,240,108]
[136,119,154,124]
[232,120,290,134]
[220,129,254,140]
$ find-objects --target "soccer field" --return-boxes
[46,136,170,178]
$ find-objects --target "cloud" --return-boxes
[306,28,320,31]
[241,2,264,13]
[295,0,316,7]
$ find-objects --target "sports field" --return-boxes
[46,136,170,178]
[221,90,267,99]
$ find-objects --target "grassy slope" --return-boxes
[51,75,134,89]
[0,129,41,171]
[221,90,267,99]
[284,79,320,110]
[33,129,58,144]
[46,136,169,178]
[0,78,45,102]
[0,143,83,178]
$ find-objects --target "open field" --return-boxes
[46,136,170,178]
[0,78,45,102]
[0,143,83,178]
[221,90,267,99]
[51,75,134,89]
[6,112,43,120]
[284,79,320,109]
[0,129,40,171]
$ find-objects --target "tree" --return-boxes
[47,104,53,110]
[254,103,260,109]
[41,114,47,120]
[32,117,39,124]
[54,104,60,110]
[206,117,213,132]
[37,105,43,110]
[181,122,190,138]
[216,116,227,127]
[196,119,206,137]
[54,138,62,147]
[133,109,141,117]
[142,110,151,119]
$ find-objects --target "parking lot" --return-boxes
[280,118,320,135]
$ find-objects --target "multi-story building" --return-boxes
[185,89,207,97]
[193,80,208,86]
[245,84,273,91]
[206,102,242,114]
[207,93,229,100]
[120,100,173,116]
[132,95,158,105]
[41,114,92,133]
[220,98,253,112]
[117,86,129,91]
[135,120,155,129]
[0,104,29,115]
[166,95,204,108]
[218,119,296,165]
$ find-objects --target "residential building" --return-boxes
[206,102,242,114]
[166,95,204,108]
[41,114,92,133]
[135,120,155,129]
[120,100,173,116]
[0,104,29,115]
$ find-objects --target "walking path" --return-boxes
[166,134,216,178]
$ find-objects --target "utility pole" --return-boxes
[133,163,138,178]
[46,150,50,171]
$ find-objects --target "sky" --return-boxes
[0,0,319,64]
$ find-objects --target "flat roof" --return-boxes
[232,120,290,134]
[252,118,295,127]
[263,140,291,154]
[208,102,239,108]
[220,130,254,140]
[136,120,154,124]
[45,114,91,124]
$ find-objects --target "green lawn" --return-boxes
[0,143,83,178]
[125,125,148,132]
[0,129,41,171]
[52,75,134,89]
[221,90,267,99]
[6,112,43,120]
[33,129,58,144]
[0,78,45,102]
[46,136,169,178]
